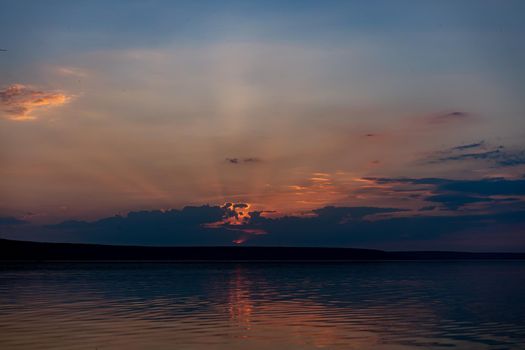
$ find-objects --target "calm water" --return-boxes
[1,262,524,350]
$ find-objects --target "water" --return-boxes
[1,262,524,350]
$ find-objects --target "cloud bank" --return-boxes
[2,178,523,251]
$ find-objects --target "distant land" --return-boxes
[1,239,524,261]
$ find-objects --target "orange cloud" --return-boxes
[0,84,70,121]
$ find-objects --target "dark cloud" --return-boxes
[418,206,436,211]
[440,178,525,196]
[429,111,470,124]
[496,150,525,167]
[45,205,240,245]
[425,142,525,167]
[364,177,525,196]
[363,177,525,210]
[221,202,251,221]
[4,178,525,250]
[451,141,485,151]
[0,216,27,226]
[50,220,92,230]
[362,177,448,185]
[448,111,467,117]
[225,157,262,164]
[4,202,525,251]
[424,194,494,210]
[312,206,406,221]
[242,208,525,251]
[434,150,502,163]
[223,202,249,211]
[233,203,249,209]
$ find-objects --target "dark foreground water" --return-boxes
[1,262,524,350]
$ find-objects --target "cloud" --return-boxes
[0,216,27,226]
[34,205,411,246]
[221,202,251,221]
[440,178,525,196]
[233,203,249,209]
[4,200,525,251]
[424,141,525,167]
[0,84,71,120]
[225,157,262,164]
[363,176,525,210]
[46,204,268,245]
[364,176,525,196]
[447,111,468,117]
[362,177,448,185]
[436,150,503,162]
[451,141,485,151]
[428,111,470,124]
[418,206,436,211]
[496,150,525,167]
[46,205,240,245]
[424,194,495,210]
[312,206,407,221]
[56,66,87,78]
[242,206,525,250]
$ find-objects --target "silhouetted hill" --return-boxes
[1,239,524,261]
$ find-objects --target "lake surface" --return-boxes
[1,262,524,350]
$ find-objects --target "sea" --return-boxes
[1,261,524,349]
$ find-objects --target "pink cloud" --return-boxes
[0,84,71,121]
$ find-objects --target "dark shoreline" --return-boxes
[1,238,524,262]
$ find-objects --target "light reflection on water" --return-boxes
[0,262,524,349]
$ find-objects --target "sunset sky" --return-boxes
[1,1,524,250]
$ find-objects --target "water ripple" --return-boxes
[1,262,524,349]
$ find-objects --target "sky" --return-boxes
[1,0,525,250]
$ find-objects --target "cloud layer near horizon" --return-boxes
[2,202,523,252]
[2,176,524,251]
